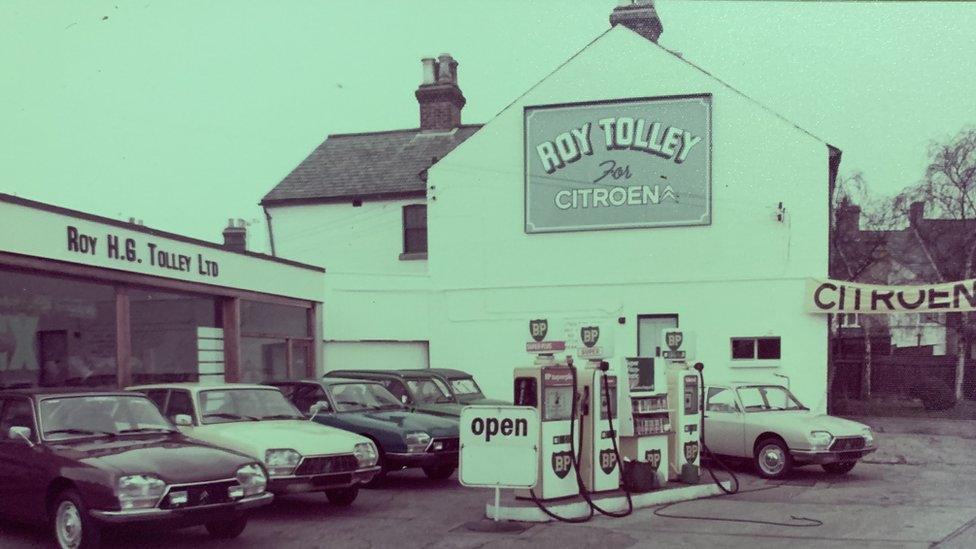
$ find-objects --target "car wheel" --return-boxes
[325,486,359,506]
[822,461,857,475]
[754,437,792,480]
[422,463,456,480]
[51,489,101,549]
[205,515,249,539]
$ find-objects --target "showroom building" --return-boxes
[262,2,840,410]
[0,193,325,389]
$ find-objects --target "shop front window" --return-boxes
[0,270,116,388]
[129,289,219,384]
[240,301,312,383]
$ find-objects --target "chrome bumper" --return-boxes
[268,466,381,493]
[791,446,877,464]
[90,492,273,524]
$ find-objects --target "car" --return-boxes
[0,388,273,549]
[702,383,877,479]
[324,369,505,418]
[400,368,511,407]
[268,378,460,482]
[127,383,380,506]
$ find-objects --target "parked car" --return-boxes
[128,383,380,506]
[324,369,505,418]
[0,388,272,549]
[268,378,460,482]
[400,368,510,407]
[703,383,877,479]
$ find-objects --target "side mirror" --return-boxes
[8,426,34,446]
[173,414,193,427]
[308,401,330,420]
[400,395,409,404]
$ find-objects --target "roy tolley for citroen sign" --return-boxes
[524,95,711,233]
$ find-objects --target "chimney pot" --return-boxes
[610,0,664,43]
[222,220,247,252]
[415,53,466,131]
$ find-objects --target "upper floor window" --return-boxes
[402,204,427,256]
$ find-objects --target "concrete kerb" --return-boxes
[485,481,734,523]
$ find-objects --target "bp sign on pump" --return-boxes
[460,406,539,488]
[524,95,711,233]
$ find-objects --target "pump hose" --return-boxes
[527,364,594,523]
[694,363,740,495]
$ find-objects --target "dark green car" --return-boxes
[267,379,460,481]
[324,369,508,418]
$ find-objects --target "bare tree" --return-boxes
[894,126,976,400]
[829,172,900,402]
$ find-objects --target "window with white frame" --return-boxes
[402,204,427,255]
[919,312,942,325]
[731,337,781,360]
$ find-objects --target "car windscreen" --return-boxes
[199,388,304,424]
[406,378,454,404]
[735,385,807,412]
[40,395,176,440]
[329,383,404,412]
[450,377,484,399]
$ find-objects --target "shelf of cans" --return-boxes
[631,394,671,436]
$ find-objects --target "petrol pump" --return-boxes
[573,324,621,494]
[513,321,578,501]
[662,329,702,483]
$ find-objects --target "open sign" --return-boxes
[460,406,539,489]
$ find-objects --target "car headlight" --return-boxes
[404,431,431,454]
[861,427,875,447]
[265,448,302,477]
[117,474,166,510]
[354,441,379,467]
[807,430,833,450]
[235,463,268,496]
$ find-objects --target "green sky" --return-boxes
[2,1,974,253]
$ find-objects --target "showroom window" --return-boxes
[402,204,427,256]
[731,337,781,360]
[0,269,116,388]
[240,300,312,383]
[129,288,219,384]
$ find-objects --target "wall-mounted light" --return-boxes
[775,202,786,223]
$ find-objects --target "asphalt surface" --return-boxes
[2,419,975,548]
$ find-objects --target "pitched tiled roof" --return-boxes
[262,125,482,205]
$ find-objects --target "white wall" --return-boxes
[267,199,431,342]
[323,340,429,372]
[426,27,830,410]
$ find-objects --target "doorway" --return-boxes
[637,314,678,358]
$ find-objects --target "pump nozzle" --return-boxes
[693,362,704,372]
[598,360,610,372]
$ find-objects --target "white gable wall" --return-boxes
[426,27,831,410]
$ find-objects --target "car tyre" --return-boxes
[205,515,249,539]
[822,461,857,475]
[753,437,792,480]
[51,489,102,549]
[325,486,359,506]
[422,463,456,480]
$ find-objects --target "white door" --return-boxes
[323,341,429,372]
[703,387,746,457]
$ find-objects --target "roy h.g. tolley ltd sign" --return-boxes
[524,95,711,233]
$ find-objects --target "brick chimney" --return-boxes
[610,0,663,43]
[222,218,247,252]
[415,54,466,131]
[909,201,925,227]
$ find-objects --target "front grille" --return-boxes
[295,454,359,476]
[159,480,237,510]
[429,437,459,453]
[829,437,866,451]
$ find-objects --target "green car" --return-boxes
[267,378,460,481]
[324,369,508,418]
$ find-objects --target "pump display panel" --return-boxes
[542,367,575,421]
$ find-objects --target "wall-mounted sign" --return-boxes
[524,95,711,233]
[806,278,976,314]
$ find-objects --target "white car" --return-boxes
[703,383,877,479]
[129,383,380,505]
